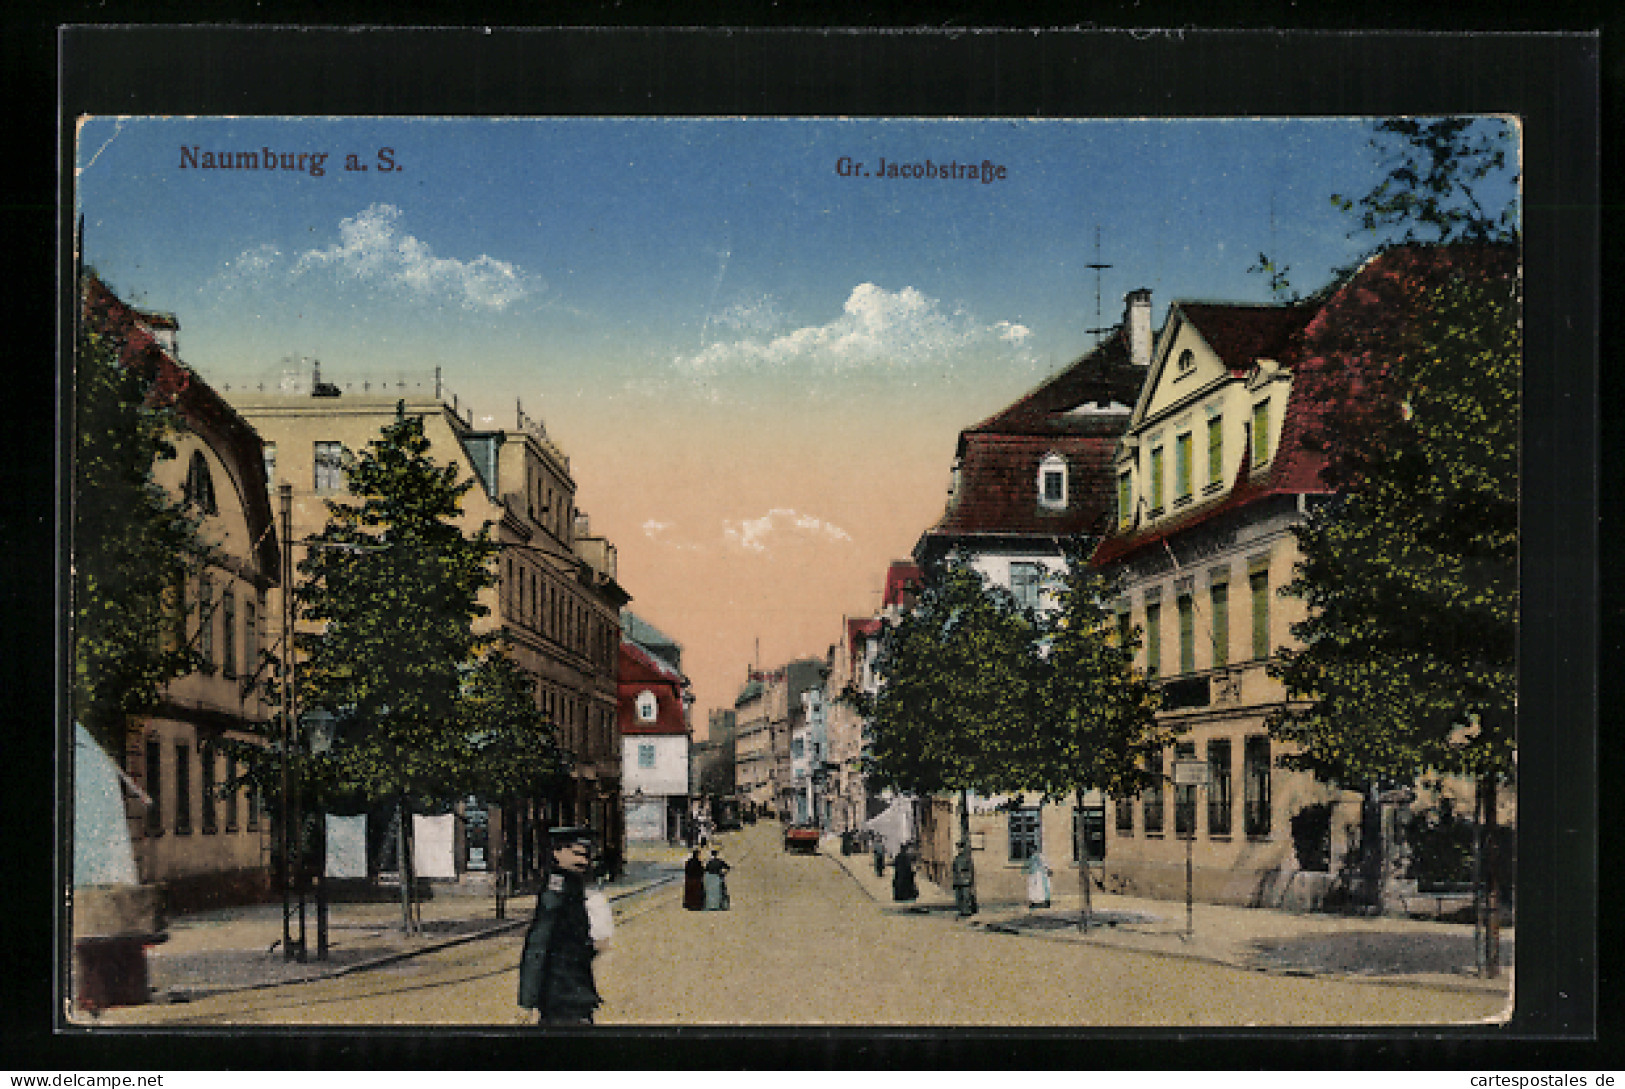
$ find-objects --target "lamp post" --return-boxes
[305,707,335,960]
[1173,758,1209,940]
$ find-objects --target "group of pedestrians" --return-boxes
[683,847,731,911]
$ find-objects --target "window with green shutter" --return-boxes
[1209,580,1229,667]
[1175,432,1193,502]
[1207,415,1224,487]
[1251,400,1271,465]
[1250,568,1270,660]
[1145,602,1161,677]
[1177,593,1195,673]
[1149,446,1165,512]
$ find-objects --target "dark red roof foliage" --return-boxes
[617,640,688,735]
[922,329,1147,543]
[81,274,280,582]
[1091,243,1516,568]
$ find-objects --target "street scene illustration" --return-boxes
[68,115,1518,1027]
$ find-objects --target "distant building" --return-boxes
[83,275,281,912]
[618,639,690,843]
[691,709,737,808]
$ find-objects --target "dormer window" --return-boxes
[183,450,218,515]
[1251,399,1272,466]
[1038,453,1067,511]
[635,689,658,723]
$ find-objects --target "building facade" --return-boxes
[225,370,627,887]
[84,276,281,912]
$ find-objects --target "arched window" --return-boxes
[636,690,658,723]
[184,450,218,515]
[1176,347,1196,375]
[1037,453,1067,510]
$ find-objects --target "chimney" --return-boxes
[1125,288,1153,368]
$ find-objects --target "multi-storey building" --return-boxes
[690,708,737,811]
[225,368,627,886]
[907,293,1151,901]
[82,276,281,912]
[1090,244,1516,910]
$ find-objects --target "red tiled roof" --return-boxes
[882,562,922,608]
[82,274,280,582]
[1091,243,1516,568]
[921,329,1147,545]
[846,616,882,675]
[618,640,687,735]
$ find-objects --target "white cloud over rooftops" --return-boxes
[676,283,1032,375]
[289,203,534,310]
[722,508,853,554]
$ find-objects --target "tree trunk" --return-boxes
[1077,789,1094,929]
[959,789,974,902]
[1481,775,1501,978]
[397,800,415,936]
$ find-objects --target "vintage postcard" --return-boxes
[51,31,1598,1057]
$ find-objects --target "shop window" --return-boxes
[1007,806,1042,862]
[145,739,164,837]
[1143,752,1164,835]
[1207,738,1232,837]
[174,742,191,835]
[1244,735,1272,838]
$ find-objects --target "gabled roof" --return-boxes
[82,274,280,582]
[1174,301,1318,376]
[920,327,1147,547]
[1092,243,1514,568]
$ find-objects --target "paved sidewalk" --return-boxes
[821,837,1513,997]
[143,849,687,1003]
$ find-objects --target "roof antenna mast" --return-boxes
[1084,226,1114,347]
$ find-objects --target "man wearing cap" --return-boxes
[518,827,602,1025]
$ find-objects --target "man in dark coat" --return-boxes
[518,828,602,1025]
[952,840,978,917]
[682,848,706,910]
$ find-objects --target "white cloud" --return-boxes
[642,519,674,537]
[292,203,533,310]
[675,283,1033,375]
[721,508,853,554]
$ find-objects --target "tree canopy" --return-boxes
[1270,246,1519,789]
[295,406,508,808]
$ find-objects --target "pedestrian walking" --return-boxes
[892,842,919,903]
[683,848,706,911]
[1024,851,1052,910]
[872,839,886,878]
[704,848,731,910]
[517,827,602,1026]
[952,841,978,917]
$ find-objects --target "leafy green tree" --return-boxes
[864,561,1042,897]
[1272,245,1518,957]
[73,291,210,754]
[1028,556,1169,922]
[294,406,500,929]
[461,647,567,802]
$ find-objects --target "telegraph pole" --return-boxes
[1084,226,1114,346]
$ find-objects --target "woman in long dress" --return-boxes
[682,849,705,910]
[703,849,731,910]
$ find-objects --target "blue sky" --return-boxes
[74,114,1519,723]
